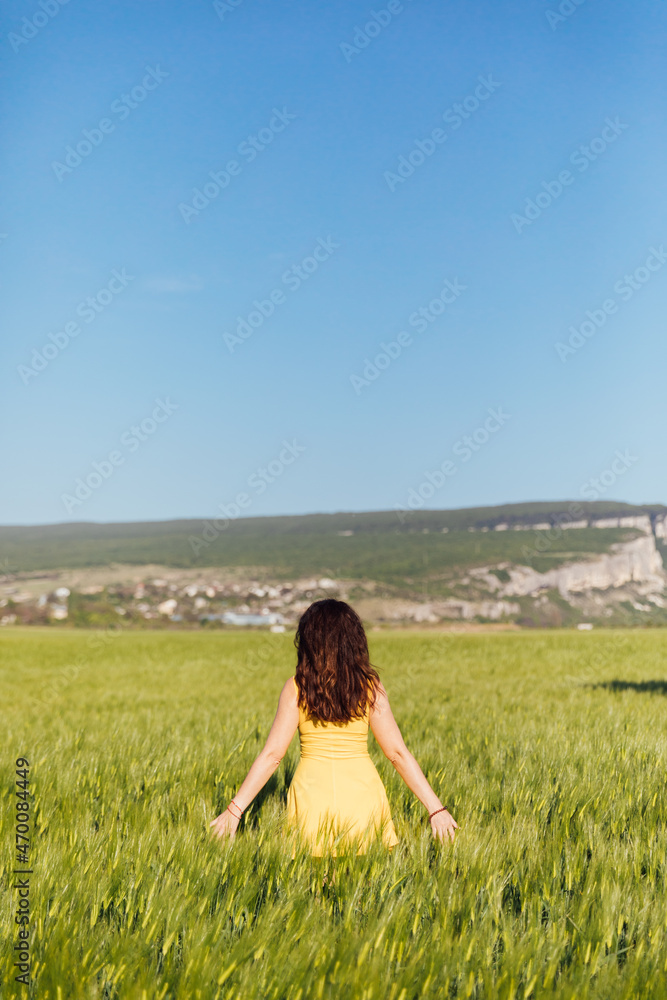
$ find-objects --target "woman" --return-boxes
[210,599,458,854]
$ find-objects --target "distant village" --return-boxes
[0,574,344,630]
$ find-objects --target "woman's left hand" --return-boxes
[209,809,240,840]
[430,809,458,843]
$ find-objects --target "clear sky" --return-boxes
[1,0,665,526]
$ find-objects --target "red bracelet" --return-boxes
[227,800,243,819]
[429,807,447,821]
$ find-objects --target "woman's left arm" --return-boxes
[210,677,299,839]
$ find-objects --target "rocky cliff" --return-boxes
[495,534,665,598]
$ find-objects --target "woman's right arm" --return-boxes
[209,677,299,840]
[369,680,458,843]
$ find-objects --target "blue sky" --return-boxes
[1,0,665,526]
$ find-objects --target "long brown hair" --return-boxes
[294,599,380,723]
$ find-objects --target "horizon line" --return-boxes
[1,497,665,530]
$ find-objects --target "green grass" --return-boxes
[1,628,667,999]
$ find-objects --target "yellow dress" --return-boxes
[286,676,399,856]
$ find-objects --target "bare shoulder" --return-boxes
[273,677,299,724]
[281,676,298,700]
[370,678,390,714]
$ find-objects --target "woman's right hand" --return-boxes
[430,809,458,843]
[209,808,240,840]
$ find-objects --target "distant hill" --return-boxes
[2,500,665,582]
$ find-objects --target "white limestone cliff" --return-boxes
[498,534,665,598]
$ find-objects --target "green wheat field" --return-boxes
[2,627,666,1000]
